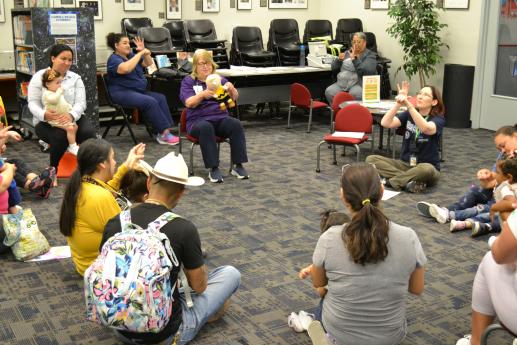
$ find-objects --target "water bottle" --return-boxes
[299,44,306,67]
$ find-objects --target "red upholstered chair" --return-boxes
[178,110,231,175]
[287,83,331,133]
[331,91,355,131]
[316,103,373,172]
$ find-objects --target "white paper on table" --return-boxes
[382,189,400,201]
[27,246,71,262]
[331,131,365,139]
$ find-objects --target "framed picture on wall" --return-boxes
[76,0,102,20]
[166,0,181,19]
[443,0,469,9]
[370,0,389,9]
[54,0,76,7]
[0,0,5,23]
[237,0,251,10]
[30,0,54,6]
[124,0,145,11]
[202,0,219,12]
[268,0,307,9]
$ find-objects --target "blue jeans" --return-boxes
[447,184,494,211]
[115,265,241,345]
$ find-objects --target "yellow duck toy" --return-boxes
[206,74,235,111]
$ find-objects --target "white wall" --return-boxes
[0,0,317,70]
[319,1,483,94]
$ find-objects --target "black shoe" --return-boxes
[471,222,492,238]
[405,181,427,193]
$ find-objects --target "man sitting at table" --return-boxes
[325,32,377,104]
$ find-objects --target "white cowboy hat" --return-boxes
[139,152,204,187]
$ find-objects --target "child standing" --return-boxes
[41,69,79,155]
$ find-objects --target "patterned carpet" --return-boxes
[0,109,514,345]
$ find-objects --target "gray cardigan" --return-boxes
[331,49,378,86]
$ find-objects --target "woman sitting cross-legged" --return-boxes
[299,163,426,345]
[59,138,145,275]
[106,33,179,146]
[180,49,249,183]
[366,81,445,193]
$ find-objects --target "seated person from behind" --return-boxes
[325,32,377,103]
[100,152,241,345]
[180,49,249,183]
[119,166,149,204]
[366,81,445,193]
[105,33,179,146]
[41,69,79,155]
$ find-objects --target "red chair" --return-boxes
[287,83,331,133]
[316,103,373,172]
[178,109,231,175]
[331,91,355,131]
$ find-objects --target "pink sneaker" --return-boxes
[156,133,179,146]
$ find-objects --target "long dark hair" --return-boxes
[48,44,74,68]
[59,138,113,237]
[340,163,390,265]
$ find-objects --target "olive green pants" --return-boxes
[365,155,440,190]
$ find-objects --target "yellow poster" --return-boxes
[362,75,381,103]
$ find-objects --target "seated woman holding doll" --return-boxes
[105,32,178,145]
[179,49,249,183]
[366,81,445,193]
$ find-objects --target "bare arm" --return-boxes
[492,218,517,264]
[408,266,425,295]
[380,104,403,129]
[184,265,208,293]
[116,50,146,75]
[185,89,214,108]
[310,264,328,289]
[407,105,437,135]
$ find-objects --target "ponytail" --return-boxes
[59,170,82,236]
[340,163,390,265]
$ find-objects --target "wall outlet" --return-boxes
[159,12,165,19]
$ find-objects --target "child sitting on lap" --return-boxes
[41,69,79,155]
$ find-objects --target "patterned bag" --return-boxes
[2,208,50,261]
[84,210,180,333]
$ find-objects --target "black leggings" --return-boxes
[35,116,96,172]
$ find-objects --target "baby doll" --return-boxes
[205,73,235,111]
[41,69,79,155]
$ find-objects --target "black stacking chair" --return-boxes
[184,19,229,68]
[268,19,301,66]
[231,26,276,67]
[163,20,187,51]
[100,73,153,144]
[137,27,178,62]
[303,19,333,44]
[335,18,363,50]
[121,17,153,44]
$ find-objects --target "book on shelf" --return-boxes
[13,16,33,46]
[19,81,30,97]
[16,48,35,75]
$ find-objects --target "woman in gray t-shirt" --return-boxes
[302,163,426,345]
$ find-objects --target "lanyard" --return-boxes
[414,116,429,143]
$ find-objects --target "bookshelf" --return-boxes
[10,7,99,135]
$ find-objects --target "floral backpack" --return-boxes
[84,210,180,333]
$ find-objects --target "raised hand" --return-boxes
[125,143,146,169]
[133,37,145,52]
[397,81,410,96]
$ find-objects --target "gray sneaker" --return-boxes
[208,167,224,183]
[231,164,249,179]
[429,204,450,224]
[416,201,433,218]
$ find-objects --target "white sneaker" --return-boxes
[429,204,449,224]
[287,312,304,333]
[456,334,471,345]
[67,143,79,155]
[297,310,315,331]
